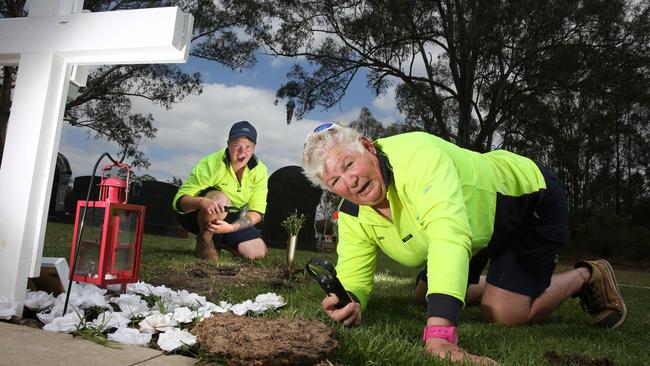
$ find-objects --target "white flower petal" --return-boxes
[152,285,174,298]
[254,293,286,309]
[139,313,178,334]
[42,311,85,333]
[25,290,54,311]
[114,294,149,318]
[172,290,206,308]
[173,307,195,324]
[157,328,196,352]
[230,300,256,316]
[127,281,154,296]
[89,311,131,331]
[108,327,152,346]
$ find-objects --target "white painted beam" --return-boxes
[0,7,193,64]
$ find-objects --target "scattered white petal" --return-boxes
[157,328,196,352]
[108,327,152,346]
[36,294,83,325]
[127,281,154,296]
[198,311,213,320]
[42,310,85,333]
[173,307,195,324]
[113,294,149,318]
[172,290,206,308]
[151,285,175,298]
[231,300,266,316]
[79,291,111,309]
[0,297,17,320]
[71,283,107,297]
[213,301,232,313]
[24,290,54,311]
[139,313,178,334]
[254,293,286,310]
[88,311,131,331]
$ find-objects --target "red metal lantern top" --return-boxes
[99,162,131,204]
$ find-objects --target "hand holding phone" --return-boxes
[305,257,352,309]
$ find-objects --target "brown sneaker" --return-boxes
[195,236,219,260]
[574,259,627,328]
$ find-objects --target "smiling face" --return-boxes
[227,136,256,172]
[320,137,387,207]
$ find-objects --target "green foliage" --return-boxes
[567,211,650,263]
[281,209,306,236]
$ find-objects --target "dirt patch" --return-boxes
[145,262,308,300]
[194,313,339,366]
[3,316,43,329]
[545,351,614,366]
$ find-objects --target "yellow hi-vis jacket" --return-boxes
[336,132,545,315]
[172,148,268,215]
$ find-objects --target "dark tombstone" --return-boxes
[137,180,187,237]
[262,165,322,251]
[68,175,101,212]
[49,153,72,216]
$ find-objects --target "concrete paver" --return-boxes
[0,322,197,366]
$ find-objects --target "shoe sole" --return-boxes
[594,259,627,329]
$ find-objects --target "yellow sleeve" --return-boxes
[172,158,216,212]
[402,145,473,304]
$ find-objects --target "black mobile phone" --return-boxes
[223,206,242,223]
[305,257,352,309]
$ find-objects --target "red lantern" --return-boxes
[69,162,145,290]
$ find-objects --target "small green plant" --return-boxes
[281,209,306,236]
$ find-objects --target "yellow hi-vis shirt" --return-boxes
[335,132,546,311]
[172,148,268,214]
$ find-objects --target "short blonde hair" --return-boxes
[302,124,364,189]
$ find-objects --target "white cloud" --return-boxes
[372,85,398,114]
[59,83,324,181]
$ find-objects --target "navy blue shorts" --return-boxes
[175,210,261,250]
[467,164,570,297]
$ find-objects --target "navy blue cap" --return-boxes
[228,121,257,143]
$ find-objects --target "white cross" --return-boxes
[0,0,193,315]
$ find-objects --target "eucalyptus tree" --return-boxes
[249,0,649,154]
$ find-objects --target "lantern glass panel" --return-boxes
[111,209,140,272]
[73,206,105,277]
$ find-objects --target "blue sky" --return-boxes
[58,53,404,182]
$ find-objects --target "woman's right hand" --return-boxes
[198,197,226,216]
[322,294,362,327]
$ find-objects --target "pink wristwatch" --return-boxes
[422,325,458,345]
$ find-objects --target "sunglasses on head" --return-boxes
[312,122,336,133]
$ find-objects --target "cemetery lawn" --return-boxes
[43,222,650,365]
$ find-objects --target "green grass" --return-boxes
[44,222,650,365]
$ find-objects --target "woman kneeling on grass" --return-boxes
[302,123,627,365]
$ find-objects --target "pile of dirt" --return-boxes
[194,313,339,366]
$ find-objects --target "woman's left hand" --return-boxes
[424,338,499,365]
[209,220,235,234]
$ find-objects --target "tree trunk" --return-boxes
[615,116,621,216]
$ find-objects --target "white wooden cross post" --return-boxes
[0,0,193,316]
